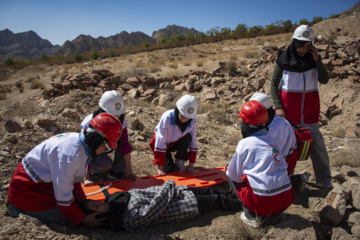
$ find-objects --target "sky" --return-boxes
[0,0,358,46]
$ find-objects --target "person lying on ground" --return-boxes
[79,180,242,232]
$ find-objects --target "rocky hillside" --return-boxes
[0,5,359,240]
[0,29,61,59]
[151,24,200,40]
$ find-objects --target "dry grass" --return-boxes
[30,80,45,89]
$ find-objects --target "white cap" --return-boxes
[292,25,315,41]
[99,90,126,115]
[249,93,273,109]
[176,94,198,119]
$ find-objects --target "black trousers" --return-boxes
[185,187,243,214]
[164,133,192,173]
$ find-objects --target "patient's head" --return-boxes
[80,200,110,215]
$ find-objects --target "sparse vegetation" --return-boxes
[30,80,45,89]
[90,48,99,60]
[4,58,14,66]
[39,54,49,62]
[73,53,82,62]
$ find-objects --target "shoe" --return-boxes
[241,212,262,228]
[315,180,333,189]
[267,211,286,225]
[298,172,309,193]
[175,159,186,171]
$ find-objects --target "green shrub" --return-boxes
[73,53,82,62]
[299,18,310,25]
[90,48,99,60]
[110,49,115,58]
[312,16,323,25]
[39,54,49,62]
[4,58,14,66]
[329,13,340,19]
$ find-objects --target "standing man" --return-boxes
[270,25,332,188]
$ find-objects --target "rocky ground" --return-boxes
[1,8,360,240]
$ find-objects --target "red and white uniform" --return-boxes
[7,133,90,225]
[226,129,295,216]
[268,115,297,174]
[151,109,197,166]
[279,68,320,125]
[81,114,131,155]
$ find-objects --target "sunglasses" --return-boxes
[104,141,113,152]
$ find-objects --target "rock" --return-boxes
[318,185,349,225]
[331,227,358,240]
[4,119,22,133]
[264,215,316,240]
[4,133,18,144]
[61,108,79,119]
[37,115,57,127]
[343,178,360,210]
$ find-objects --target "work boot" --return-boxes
[220,192,243,211]
[298,172,309,193]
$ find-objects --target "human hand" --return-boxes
[82,212,106,228]
[186,163,194,173]
[275,108,285,117]
[309,45,319,62]
[125,170,137,179]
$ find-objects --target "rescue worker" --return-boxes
[226,101,307,228]
[270,25,332,188]
[150,94,198,175]
[81,90,136,180]
[250,93,299,176]
[7,113,122,227]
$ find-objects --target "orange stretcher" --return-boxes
[82,167,227,201]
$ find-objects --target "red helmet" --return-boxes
[239,100,269,125]
[90,113,122,149]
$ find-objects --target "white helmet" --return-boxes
[250,93,273,109]
[176,94,198,119]
[292,25,314,41]
[99,90,126,115]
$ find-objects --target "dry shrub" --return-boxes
[182,60,192,66]
[195,59,204,67]
[225,60,238,72]
[244,50,258,58]
[30,80,45,89]
[135,61,146,68]
[148,64,162,73]
[168,62,178,69]
[333,128,345,138]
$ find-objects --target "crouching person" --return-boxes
[226,101,305,228]
[6,113,122,228]
[150,94,198,175]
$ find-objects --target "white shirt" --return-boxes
[22,132,90,206]
[226,129,291,197]
[154,109,197,152]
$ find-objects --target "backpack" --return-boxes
[284,118,313,161]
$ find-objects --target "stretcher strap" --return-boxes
[85,182,112,197]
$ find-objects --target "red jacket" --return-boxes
[279,68,320,125]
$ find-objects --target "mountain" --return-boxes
[0,28,61,59]
[57,31,156,55]
[0,25,201,59]
[151,24,200,40]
